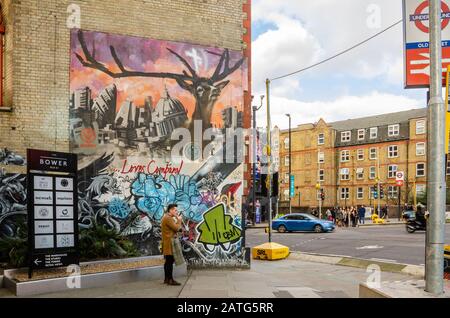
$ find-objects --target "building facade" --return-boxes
[0,0,252,269]
[278,109,428,214]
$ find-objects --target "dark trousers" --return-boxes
[164,255,174,280]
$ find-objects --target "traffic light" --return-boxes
[372,186,378,199]
[379,184,384,199]
[320,188,325,201]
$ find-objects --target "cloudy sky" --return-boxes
[252,0,427,130]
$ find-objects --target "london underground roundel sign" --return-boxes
[403,0,450,88]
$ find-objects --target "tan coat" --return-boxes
[161,214,181,255]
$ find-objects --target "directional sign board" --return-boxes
[403,0,450,88]
[27,149,79,277]
[396,171,405,186]
[290,175,295,198]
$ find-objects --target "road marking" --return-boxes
[356,245,384,250]
[369,258,398,263]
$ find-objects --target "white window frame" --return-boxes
[318,133,324,145]
[416,184,426,196]
[356,168,364,180]
[284,156,290,167]
[416,142,426,156]
[357,187,364,200]
[357,129,365,140]
[416,163,426,177]
[388,186,398,199]
[284,138,289,150]
[369,166,376,179]
[357,149,364,161]
[341,131,351,142]
[340,188,350,200]
[369,147,377,160]
[388,124,400,137]
[388,145,399,158]
[284,173,289,184]
[340,168,350,181]
[318,152,325,163]
[340,150,350,162]
[388,165,398,178]
[318,169,324,182]
[416,120,426,135]
[370,127,378,139]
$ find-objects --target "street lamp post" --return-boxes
[285,114,292,214]
[252,95,264,225]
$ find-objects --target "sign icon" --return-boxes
[396,171,405,186]
[60,179,69,188]
[38,207,50,218]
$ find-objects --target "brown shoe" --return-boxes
[167,279,181,286]
[164,278,169,284]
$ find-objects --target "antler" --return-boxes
[208,49,244,83]
[75,30,194,85]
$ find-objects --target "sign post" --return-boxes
[396,171,405,221]
[27,149,79,278]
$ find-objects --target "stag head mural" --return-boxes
[74,30,244,133]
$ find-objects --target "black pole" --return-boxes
[398,185,401,221]
[288,115,292,214]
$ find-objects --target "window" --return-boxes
[388,145,399,158]
[447,160,450,175]
[284,156,290,167]
[357,149,364,161]
[318,169,324,182]
[357,129,365,140]
[284,173,289,184]
[416,163,426,177]
[340,168,350,181]
[318,133,324,145]
[357,187,364,200]
[416,184,426,196]
[341,131,351,142]
[356,168,364,180]
[388,186,398,199]
[370,127,378,139]
[388,124,400,137]
[369,166,376,179]
[369,148,377,160]
[341,150,350,162]
[340,188,350,200]
[388,165,398,178]
[283,189,289,201]
[416,120,426,135]
[416,142,426,156]
[284,138,289,150]
[316,191,322,201]
[318,152,324,163]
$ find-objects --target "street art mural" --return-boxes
[67,29,248,267]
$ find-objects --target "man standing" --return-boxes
[358,205,366,225]
[161,204,182,286]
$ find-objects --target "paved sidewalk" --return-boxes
[0,256,416,298]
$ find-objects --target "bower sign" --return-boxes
[27,149,79,278]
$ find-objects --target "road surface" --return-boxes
[245,224,450,265]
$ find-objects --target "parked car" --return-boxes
[402,210,415,221]
[272,213,335,233]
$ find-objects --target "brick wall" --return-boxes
[0,0,247,159]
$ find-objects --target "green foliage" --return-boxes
[78,224,140,261]
[0,218,29,268]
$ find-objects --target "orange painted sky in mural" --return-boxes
[70,30,247,127]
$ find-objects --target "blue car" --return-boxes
[272,213,335,233]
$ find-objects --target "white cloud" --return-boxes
[252,14,323,94]
[254,91,423,130]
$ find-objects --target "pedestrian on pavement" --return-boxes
[358,205,366,225]
[336,208,344,227]
[161,203,183,286]
[381,205,388,219]
[326,209,332,221]
[344,208,349,227]
[331,207,336,224]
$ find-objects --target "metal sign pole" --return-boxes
[426,0,446,295]
[266,78,272,243]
